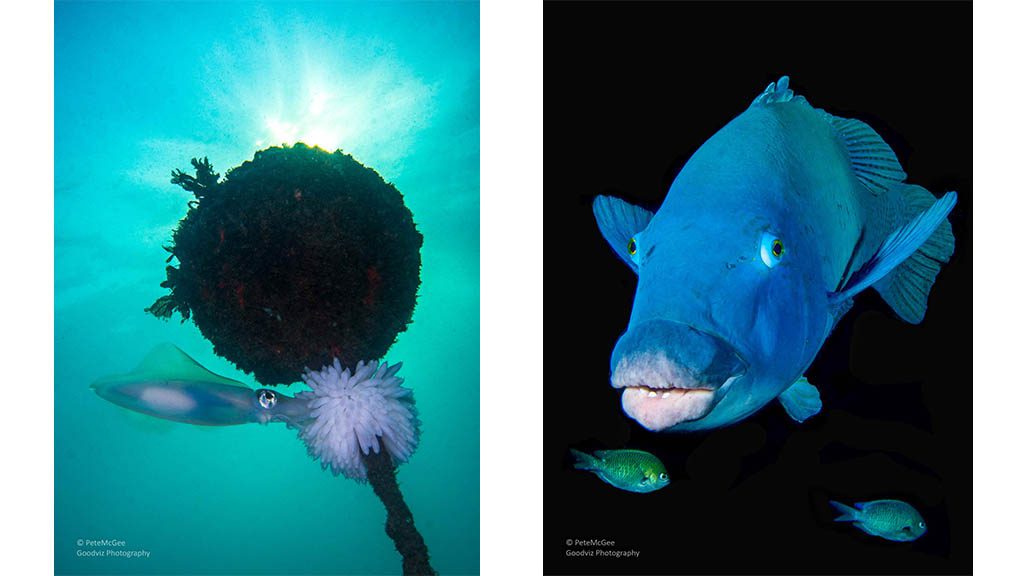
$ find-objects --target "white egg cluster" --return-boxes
[296,358,420,481]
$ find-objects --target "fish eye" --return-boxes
[918,521,926,529]
[659,473,668,481]
[258,389,277,409]
[627,237,637,256]
[759,232,785,268]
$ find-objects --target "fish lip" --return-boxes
[611,351,747,431]
[610,350,748,392]
[608,321,748,430]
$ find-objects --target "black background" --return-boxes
[543,2,971,574]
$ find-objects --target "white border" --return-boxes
[0,0,55,573]
[972,1,1022,575]
[6,0,1022,574]
[480,0,543,574]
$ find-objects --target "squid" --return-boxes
[91,343,420,481]
[91,343,310,427]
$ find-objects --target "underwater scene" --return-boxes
[55,2,479,575]
[544,2,970,575]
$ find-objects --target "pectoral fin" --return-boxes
[828,191,957,307]
[872,185,956,324]
[779,377,821,423]
[593,195,654,274]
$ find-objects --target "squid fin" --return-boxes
[98,343,250,389]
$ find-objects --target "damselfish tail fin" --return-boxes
[570,449,600,471]
[829,500,860,522]
[873,184,956,323]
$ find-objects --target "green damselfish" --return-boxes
[570,448,669,493]
[830,499,927,542]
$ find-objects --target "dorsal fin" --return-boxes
[753,76,906,197]
[823,112,907,196]
[750,76,808,107]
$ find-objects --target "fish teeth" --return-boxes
[662,392,671,398]
[648,390,658,398]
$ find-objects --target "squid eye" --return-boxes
[627,237,637,256]
[258,389,277,409]
[759,232,785,268]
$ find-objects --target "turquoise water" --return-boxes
[55,2,479,574]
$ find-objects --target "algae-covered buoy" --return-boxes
[129,143,435,574]
[146,143,423,385]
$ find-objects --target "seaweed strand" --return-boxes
[171,157,220,197]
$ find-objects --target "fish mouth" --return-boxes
[611,321,747,431]
[615,363,744,431]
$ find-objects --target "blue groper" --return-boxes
[594,77,956,432]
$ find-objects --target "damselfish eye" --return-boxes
[659,473,668,481]
[627,237,637,256]
[258,389,277,409]
[759,232,785,268]
[918,521,926,529]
